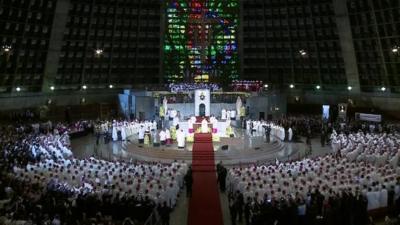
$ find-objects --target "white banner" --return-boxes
[355,113,382,122]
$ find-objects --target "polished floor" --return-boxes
[71,128,308,166]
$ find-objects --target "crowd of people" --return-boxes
[227,118,400,225]
[331,130,400,168]
[226,153,400,225]
[0,122,188,224]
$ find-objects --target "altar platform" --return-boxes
[177,120,230,140]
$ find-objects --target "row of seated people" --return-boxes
[226,152,400,225]
[0,123,187,224]
[331,130,400,167]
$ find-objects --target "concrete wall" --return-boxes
[0,91,118,110]
[247,95,287,120]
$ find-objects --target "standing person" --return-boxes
[244,197,252,225]
[218,166,227,192]
[158,202,172,225]
[138,125,145,144]
[236,191,244,223]
[229,195,238,225]
[320,127,326,147]
[264,125,271,143]
[184,168,193,197]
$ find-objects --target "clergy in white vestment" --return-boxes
[188,118,194,129]
[201,119,209,133]
[163,97,168,117]
[230,110,236,120]
[121,124,127,141]
[112,121,118,141]
[177,129,185,149]
[159,130,166,145]
[288,127,293,142]
[138,125,145,144]
[172,116,179,127]
[236,97,242,119]
[221,109,227,120]
[226,110,231,120]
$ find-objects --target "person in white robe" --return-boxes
[230,110,236,120]
[112,121,118,141]
[172,116,179,128]
[236,97,242,120]
[159,130,166,145]
[138,125,145,144]
[177,129,186,149]
[201,119,209,133]
[288,127,293,142]
[121,124,127,141]
[221,109,227,120]
[188,118,194,130]
[226,110,231,120]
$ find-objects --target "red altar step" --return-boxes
[194,133,212,143]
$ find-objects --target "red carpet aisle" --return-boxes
[187,133,223,225]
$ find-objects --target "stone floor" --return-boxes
[71,130,333,225]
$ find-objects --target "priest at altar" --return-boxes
[201,119,209,133]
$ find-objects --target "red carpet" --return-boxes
[188,133,223,225]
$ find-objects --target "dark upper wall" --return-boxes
[0,0,162,94]
[241,0,347,90]
[347,0,400,93]
[0,0,58,92]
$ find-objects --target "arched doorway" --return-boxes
[199,103,206,117]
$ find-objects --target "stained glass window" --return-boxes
[164,0,239,83]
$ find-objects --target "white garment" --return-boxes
[177,130,185,148]
[201,119,208,133]
[288,128,293,141]
[159,131,166,142]
[221,109,227,120]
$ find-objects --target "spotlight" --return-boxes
[347,86,352,91]
[94,49,103,56]
[316,85,321,90]
[109,84,114,89]
[2,45,11,53]
[15,87,21,92]
[50,86,55,91]
[264,84,268,88]
[392,47,399,53]
[381,87,386,92]
[289,84,295,89]
[82,85,87,90]
[299,49,307,56]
